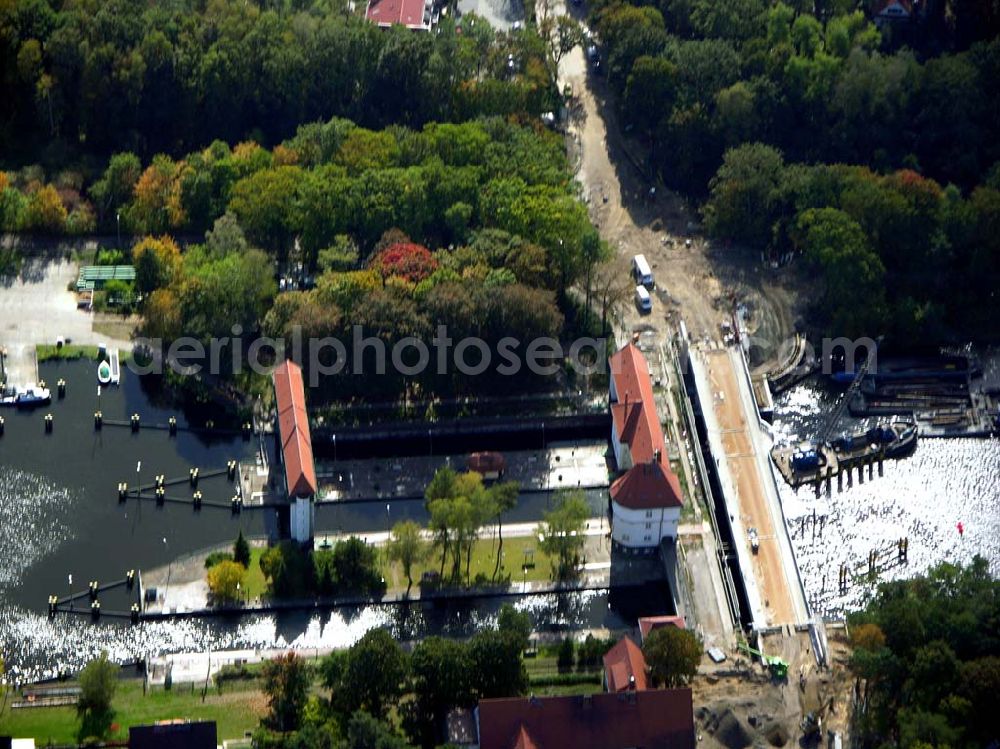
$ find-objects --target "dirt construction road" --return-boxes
[559,31,726,343]
[704,348,797,626]
[558,31,800,357]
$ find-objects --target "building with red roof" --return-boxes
[273,360,316,544]
[608,343,684,551]
[609,343,666,469]
[638,615,686,642]
[365,0,434,30]
[476,689,695,749]
[602,635,648,692]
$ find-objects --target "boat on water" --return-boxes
[97,349,121,386]
[0,383,52,407]
[830,417,917,459]
[774,417,918,487]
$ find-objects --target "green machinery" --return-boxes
[738,640,789,679]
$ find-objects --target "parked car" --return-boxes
[635,284,652,312]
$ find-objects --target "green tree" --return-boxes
[345,711,411,749]
[132,235,181,294]
[228,166,305,260]
[90,152,142,225]
[643,627,702,687]
[331,537,386,597]
[557,636,575,671]
[260,541,314,598]
[404,637,473,748]
[387,520,427,590]
[704,142,786,249]
[77,651,117,742]
[331,628,409,716]
[177,246,277,343]
[234,530,251,568]
[490,481,520,581]
[261,653,311,733]
[792,206,886,336]
[539,490,590,580]
[207,559,245,605]
[623,56,678,139]
[469,628,528,699]
[497,603,532,652]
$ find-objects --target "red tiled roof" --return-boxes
[365,0,428,28]
[602,635,648,692]
[639,615,686,642]
[468,451,506,473]
[610,461,683,510]
[511,725,539,749]
[609,343,667,465]
[478,690,696,749]
[273,361,317,499]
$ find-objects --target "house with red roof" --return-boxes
[476,689,695,749]
[365,0,435,30]
[608,343,684,551]
[638,615,686,642]
[273,360,317,544]
[602,635,648,692]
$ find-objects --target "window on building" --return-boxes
[645,522,652,529]
[645,510,653,518]
[644,535,652,542]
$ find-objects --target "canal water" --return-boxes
[770,351,1000,618]
[0,359,630,684]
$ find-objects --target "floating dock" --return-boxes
[771,420,916,489]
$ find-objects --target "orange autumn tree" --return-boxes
[23,184,67,233]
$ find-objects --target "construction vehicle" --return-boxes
[738,640,789,679]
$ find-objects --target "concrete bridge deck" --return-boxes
[690,343,809,629]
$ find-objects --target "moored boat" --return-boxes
[12,384,51,407]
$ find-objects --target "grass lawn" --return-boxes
[381,534,556,591]
[0,677,265,744]
[243,546,268,600]
[92,314,140,341]
[36,344,100,362]
[524,655,604,697]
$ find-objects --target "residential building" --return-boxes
[602,635,648,692]
[608,343,684,550]
[638,614,686,643]
[477,689,696,749]
[273,360,317,544]
[365,0,434,30]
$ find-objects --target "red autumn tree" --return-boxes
[371,242,439,283]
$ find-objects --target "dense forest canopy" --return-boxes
[590,0,1000,341]
[55,117,606,403]
[849,556,1000,749]
[0,0,555,166]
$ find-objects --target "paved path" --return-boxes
[0,258,131,383]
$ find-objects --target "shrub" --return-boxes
[205,551,233,569]
[557,637,575,671]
